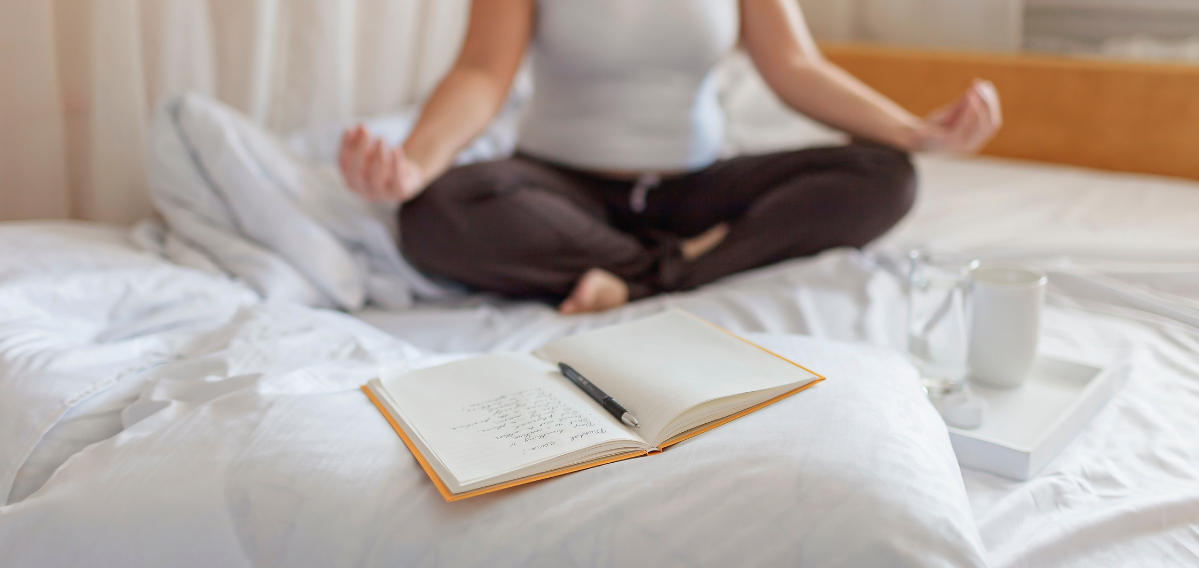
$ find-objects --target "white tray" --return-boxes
[947,355,1117,480]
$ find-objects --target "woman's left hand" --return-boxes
[914,79,1002,153]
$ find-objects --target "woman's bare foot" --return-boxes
[558,225,725,314]
[681,222,730,261]
[559,268,629,314]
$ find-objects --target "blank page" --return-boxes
[532,310,819,446]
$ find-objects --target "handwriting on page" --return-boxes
[451,388,607,453]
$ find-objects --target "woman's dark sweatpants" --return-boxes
[400,142,916,302]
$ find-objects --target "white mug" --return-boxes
[967,265,1047,388]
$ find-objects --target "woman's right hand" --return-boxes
[338,125,427,203]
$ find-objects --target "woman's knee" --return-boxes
[400,157,562,227]
[399,162,506,275]
[849,142,917,222]
[398,157,584,278]
[404,160,506,217]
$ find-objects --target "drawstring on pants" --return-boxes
[629,173,661,213]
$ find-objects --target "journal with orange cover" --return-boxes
[363,310,823,502]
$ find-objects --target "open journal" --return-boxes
[363,310,823,501]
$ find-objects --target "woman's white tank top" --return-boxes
[517,0,739,172]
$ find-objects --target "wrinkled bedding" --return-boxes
[0,224,988,566]
[2,151,1198,565]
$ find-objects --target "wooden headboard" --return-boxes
[821,42,1199,181]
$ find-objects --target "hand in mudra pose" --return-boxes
[914,79,1002,153]
[338,125,427,203]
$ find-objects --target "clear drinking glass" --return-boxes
[907,250,979,396]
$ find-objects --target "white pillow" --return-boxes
[148,93,448,310]
[147,95,361,308]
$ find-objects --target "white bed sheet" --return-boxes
[1,152,1197,566]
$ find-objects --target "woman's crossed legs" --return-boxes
[399,142,916,312]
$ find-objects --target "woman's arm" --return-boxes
[340,0,533,202]
[740,0,1000,153]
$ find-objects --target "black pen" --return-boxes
[558,362,640,429]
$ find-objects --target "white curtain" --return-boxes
[0,0,469,224]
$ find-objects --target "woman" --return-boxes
[339,0,1001,314]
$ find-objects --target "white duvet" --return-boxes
[0,224,986,566]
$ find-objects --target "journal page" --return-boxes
[532,310,820,446]
[379,353,647,489]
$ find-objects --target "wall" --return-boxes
[798,0,1024,52]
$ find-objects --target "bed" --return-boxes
[2,45,1198,566]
